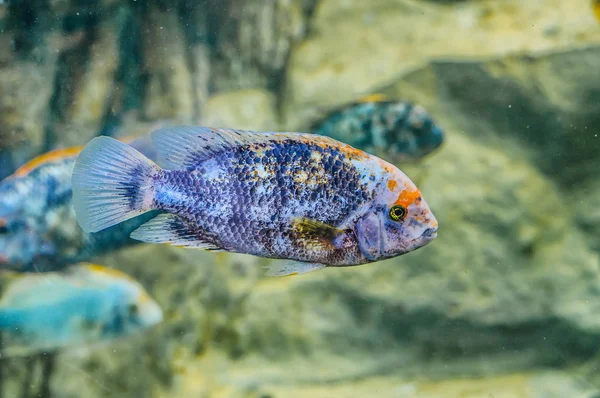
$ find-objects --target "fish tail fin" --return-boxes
[72,136,161,233]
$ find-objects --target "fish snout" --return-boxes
[140,301,164,327]
[421,227,438,240]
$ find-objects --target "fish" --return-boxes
[0,263,163,357]
[309,95,444,162]
[594,0,600,22]
[0,135,159,272]
[71,126,438,276]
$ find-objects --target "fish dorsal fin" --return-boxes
[151,126,341,169]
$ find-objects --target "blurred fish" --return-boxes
[0,135,158,272]
[309,95,444,162]
[0,263,162,357]
[71,127,438,276]
[594,0,600,21]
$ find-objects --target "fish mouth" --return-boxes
[421,227,438,240]
[141,303,164,327]
[403,227,438,250]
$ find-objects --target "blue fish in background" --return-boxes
[0,263,162,357]
[309,94,445,162]
[0,135,159,272]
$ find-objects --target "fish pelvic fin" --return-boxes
[72,136,161,233]
[264,261,327,277]
[131,213,220,250]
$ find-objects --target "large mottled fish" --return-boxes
[72,127,438,276]
[309,95,444,162]
[0,136,158,272]
[0,263,162,357]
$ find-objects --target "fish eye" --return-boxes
[389,205,407,221]
[128,304,139,317]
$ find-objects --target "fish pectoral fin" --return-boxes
[264,261,327,277]
[130,214,221,250]
[291,218,350,251]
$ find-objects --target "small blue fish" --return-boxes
[0,263,162,357]
[0,135,158,272]
[310,95,444,162]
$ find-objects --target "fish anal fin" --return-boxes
[264,261,327,277]
[130,213,220,250]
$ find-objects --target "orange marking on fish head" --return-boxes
[393,186,422,209]
[13,146,84,177]
[387,179,398,191]
[0,218,6,228]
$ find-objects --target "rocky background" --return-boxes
[1,0,600,397]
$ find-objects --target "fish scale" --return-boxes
[154,140,372,263]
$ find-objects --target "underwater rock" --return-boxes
[48,10,127,148]
[572,180,600,254]
[140,4,195,122]
[201,89,280,131]
[264,371,592,398]
[177,1,211,120]
[284,0,600,128]
[0,25,61,178]
[427,46,600,187]
[209,0,307,91]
